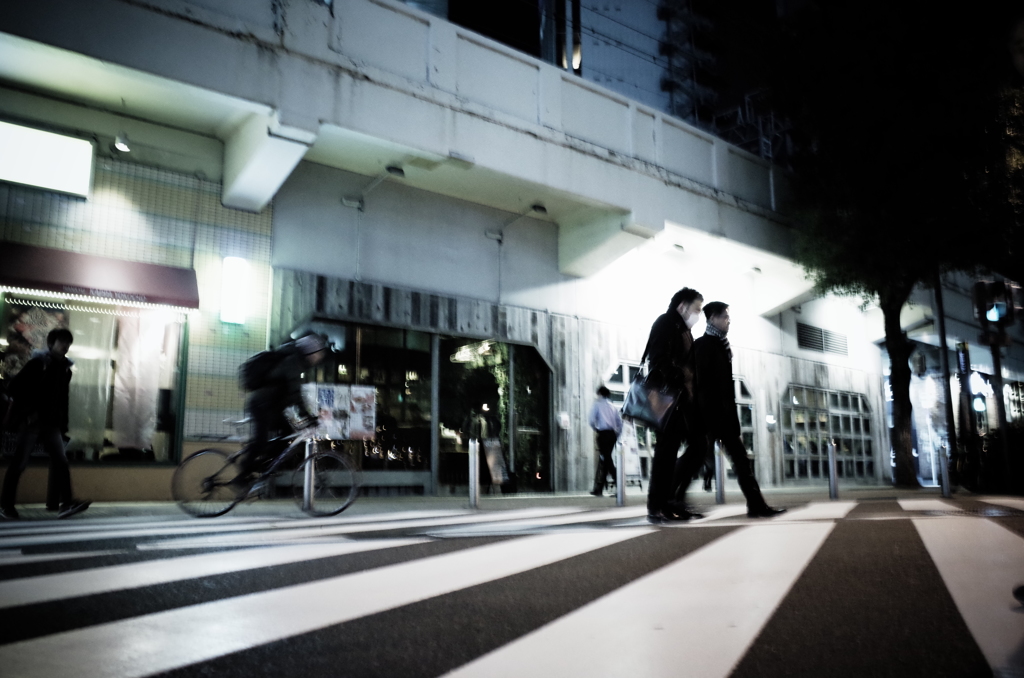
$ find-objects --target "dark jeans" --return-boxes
[243,400,290,475]
[592,429,618,493]
[647,407,705,513]
[1,422,73,508]
[672,420,769,511]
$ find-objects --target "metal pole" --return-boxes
[932,271,958,461]
[714,440,725,505]
[302,438,315,512]
[939,442,952,498]
[468,439,479,508]
[828,439,839,500]
[429,335,440,495]
[615,434,626,507]
[989,342,1013,483]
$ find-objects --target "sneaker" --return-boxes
[57,500,91,519]
[747,505,786,519]
[0,506,19,520]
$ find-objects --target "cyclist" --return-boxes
[238,334,328,483]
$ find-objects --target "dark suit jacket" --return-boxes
[644,309,694,403]
[692,334,739,438]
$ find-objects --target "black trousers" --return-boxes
[647,407,705,513]
[672,420,768,511]
[1,422,73,508]
[591,429,618,493]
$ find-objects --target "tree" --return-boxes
[763,1,1021,485]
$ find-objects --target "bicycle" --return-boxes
[171,423,360,518]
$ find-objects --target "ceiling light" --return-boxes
[114,133,130,153]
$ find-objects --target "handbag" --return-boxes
[620,365,680,431]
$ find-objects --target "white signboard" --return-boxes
[302,384,377,440]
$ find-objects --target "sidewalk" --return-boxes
[0,483,977,524]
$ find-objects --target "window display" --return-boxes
[0,293,184,463]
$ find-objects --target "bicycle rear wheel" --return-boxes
[172,449,243,517]
[292,451,359,516]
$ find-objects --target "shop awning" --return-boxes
[0,243,200,309]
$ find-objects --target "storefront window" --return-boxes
[314,325,433,471]
[782,384,874,482]
[0,293,185,463]
[437,338,551,492]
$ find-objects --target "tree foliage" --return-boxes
[763,1,1023,485]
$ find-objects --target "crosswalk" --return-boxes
[1,497,1022,677]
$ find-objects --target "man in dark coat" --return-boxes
[643,287,706,522]
[685,302,785,518]
[240,334,327,479]
[1,328,90,520]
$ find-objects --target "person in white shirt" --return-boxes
[588,385,623,496]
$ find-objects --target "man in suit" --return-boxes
[643,287,707,523]
[588,385,622,496]
[682,302,786,518]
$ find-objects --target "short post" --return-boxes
[302,437,315,512]
[939,442,952,499]
[714,440,726,505]
[827,439,839,500]
[468,438,479,509]
[615,445,626,507]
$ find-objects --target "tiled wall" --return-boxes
[0,158,272,448]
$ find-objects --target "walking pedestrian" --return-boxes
[0,328,90,520]
[588,385,622,496]
[682,302,786,518]
[644,288,707,523]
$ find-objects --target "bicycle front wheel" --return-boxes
[292,451,359,516]
[172,449,243,518]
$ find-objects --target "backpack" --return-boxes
[238,350,284,391]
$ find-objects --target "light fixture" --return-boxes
[342,164,405,211]
[114,133,130,153]
[530,203,547,215]
[0,121,93,197]
[220,256,250,324]
[973,396,986,412]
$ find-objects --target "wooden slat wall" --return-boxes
[272,269,888,490]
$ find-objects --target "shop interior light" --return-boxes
[0,120,93,197]
[973,396,987,412]
[220,257,250,324]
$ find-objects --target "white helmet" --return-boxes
[294,333,327,356]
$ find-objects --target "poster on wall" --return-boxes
[301,384,376,440]
[348,385,376,440]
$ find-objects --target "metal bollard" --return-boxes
[468,439,479,509]
[939,442,952,498]
[714,441,726,505]
[615,446,625,507]
[827,440,839,500]
[302,438,315,512]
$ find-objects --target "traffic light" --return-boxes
[973,280,1015,327]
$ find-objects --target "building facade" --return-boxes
[0,0,1020,500]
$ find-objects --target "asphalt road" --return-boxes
[0,494,1022,677]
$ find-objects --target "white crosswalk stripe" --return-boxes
[0,539,425,609]
[914,517,1024,676]
[442,522,834,678]
[0,529,652,678]
[0,499,1021,677]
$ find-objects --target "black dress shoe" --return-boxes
[589,489,602,497]
[747,505,787,518]
[0,506,19,520]
[58,500,91,519]
[666,507,704,521]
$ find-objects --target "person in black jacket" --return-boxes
[1,328,90,520]
[687,302,786,518]
[239,334,327,480]
[644,287,707,523]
